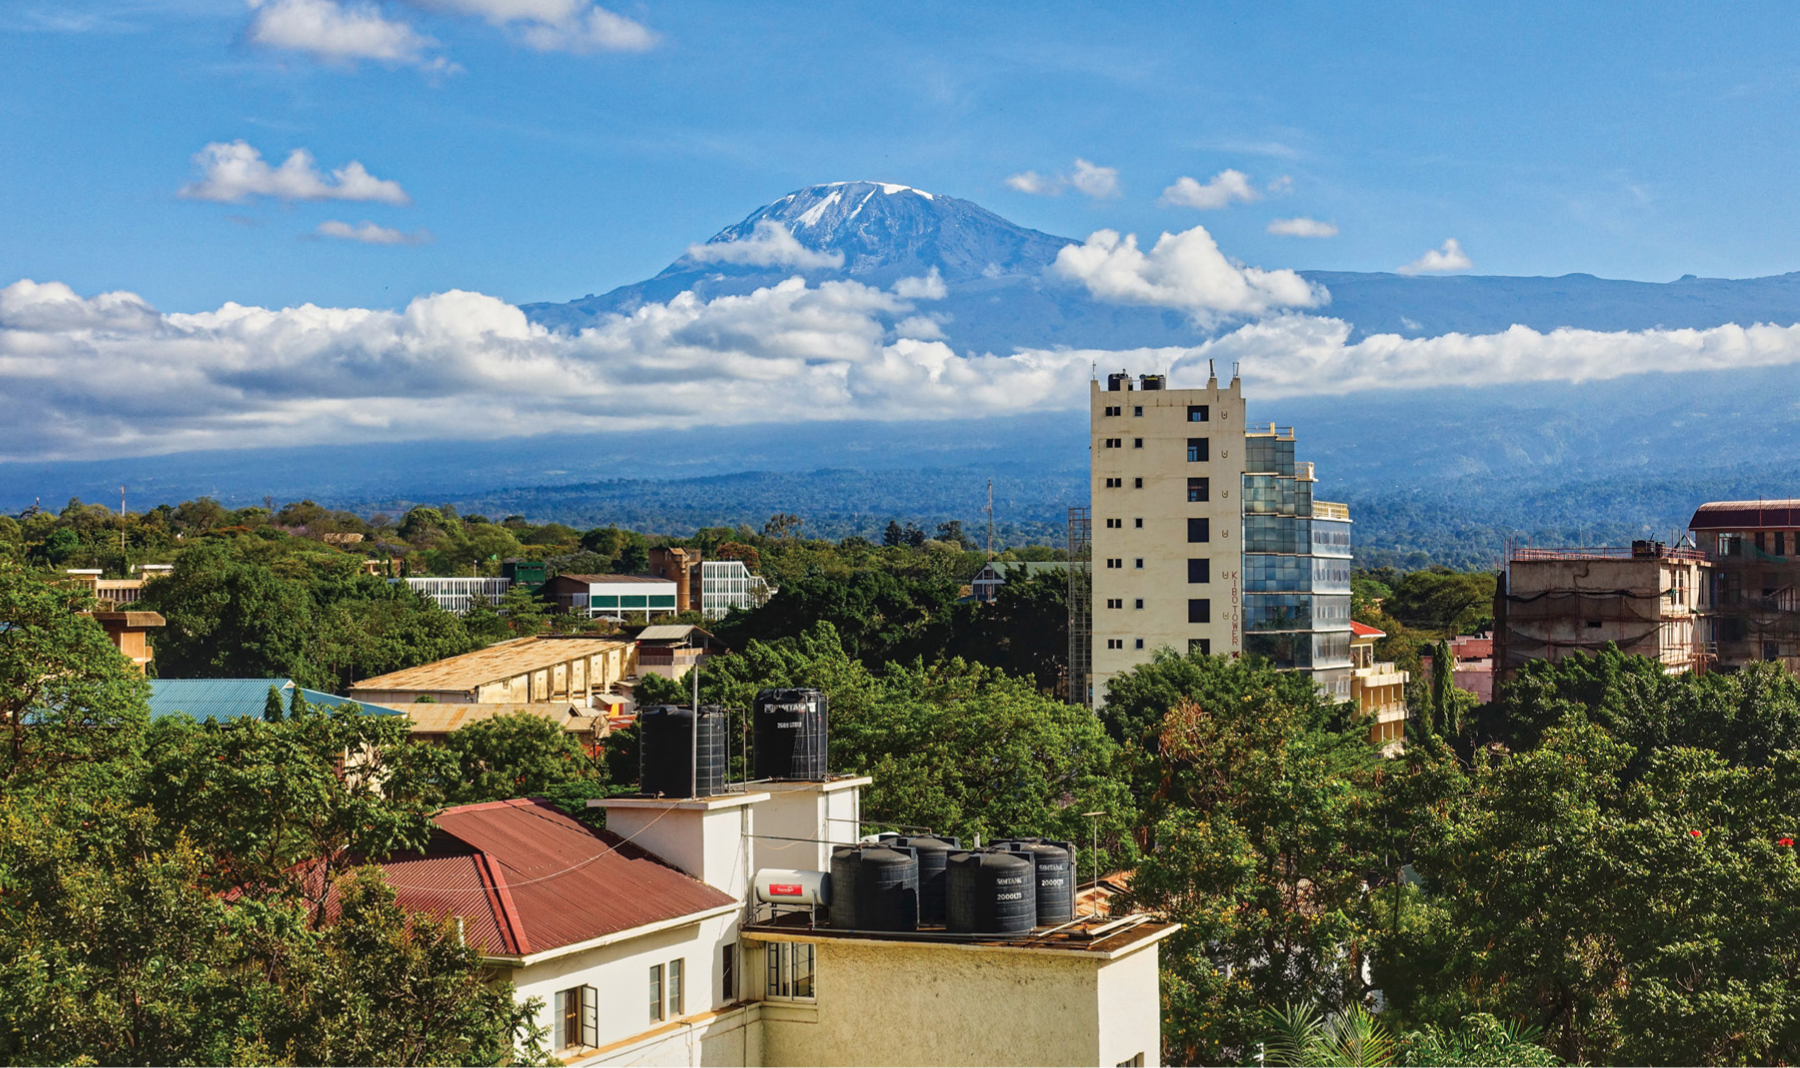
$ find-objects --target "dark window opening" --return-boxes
[1187,437,1208,462]
[1188,599,1211,624]
[1188,518,1210,543]
[1187,477,1209,502]
[1188,558,1209,583]
[1187,405,1209,422]
[1188,639,1211,656]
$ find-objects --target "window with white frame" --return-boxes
[766,942,816,1000]
[668,957,685,1016]
[553,985,597,1051]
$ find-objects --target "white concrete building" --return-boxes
[699,560,771,619]
[354,780,1173,1066]
[402,576,511,614]
[543,573,680,620]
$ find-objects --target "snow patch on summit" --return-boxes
[795,190,842,228]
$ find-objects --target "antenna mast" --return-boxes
[986,479,995,558]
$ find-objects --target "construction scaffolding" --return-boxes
[1067,506,1092,708]
[1495,542,1707,678]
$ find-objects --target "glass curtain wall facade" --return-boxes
[1241,428,1353,698]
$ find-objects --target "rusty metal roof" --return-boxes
[406,703,595,735]
[1689,500,1800,531]
[425,799,734,957]
[348,636,630,694]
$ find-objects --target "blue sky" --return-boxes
[7,1,1800,314]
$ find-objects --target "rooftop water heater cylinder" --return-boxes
[753,688,829,780]
[638,705,727,798]
[753,868,831,907]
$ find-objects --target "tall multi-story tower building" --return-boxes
[1241,425,1355,699]
[1088,370,1247,704]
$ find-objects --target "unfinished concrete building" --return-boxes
[1687,500,1800,671]
[1494,543,1709,681]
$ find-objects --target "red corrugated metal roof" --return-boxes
[1350,621,1385,638]
[430,799,734,956]
[313,798,734,957]
[1690,500,1800,531]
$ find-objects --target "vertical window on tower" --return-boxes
[1188,518,1210,543]
[1188,477,1209,502]
[1133,405,1144,417]
[1134,518,1143,528]
[1188,558,1210,583]
[1187,438,1208,462]
[1133,438,1144,449]
[1134,638,1145,649]
[1133,477,1143,489]
[1187,405,1209,422]
[1189,599,1211,624]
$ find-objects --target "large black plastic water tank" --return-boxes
[991,838,1077,925]
[637,705,727,798]
[946,849,1036,937]
[753,688,829,780]
[886,835,961,925]
[828,845,920,931]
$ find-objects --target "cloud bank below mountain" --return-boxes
[7,247,1800,463]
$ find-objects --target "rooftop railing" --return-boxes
[1314,501,1350,520]
[1512,546,1707,563]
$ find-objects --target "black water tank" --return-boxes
[753,688,829,780]
[637,705,727,798]
[828,846,861,930]
[991,839,1077,925]
[828,845,919,931]
[886,835,961,925]
[946,850,1036,937]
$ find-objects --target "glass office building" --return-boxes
[1242,427,1353,699]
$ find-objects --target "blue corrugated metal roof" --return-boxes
[147,679,403,721]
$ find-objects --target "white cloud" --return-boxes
[1398,238,1472,275]
[1267,217,1338,238]
[684,221,844,270]
[12,270,1800,463]
[1005,170,1059,196]
[180,141,411,205]
[1069,158,1121,200]
[1161,169,1259,210]
[1266,175,1294,195]
[1006,159,1120,200]
[316,220,432,245]
[411,0,657,52]
[0,273,1106,460]
[1051,224,1325,326]
[1174,314,1800,399]
[246,0,443,67]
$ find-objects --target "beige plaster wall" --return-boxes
[759,939,1109,1067]
[1090,377,1247,705]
